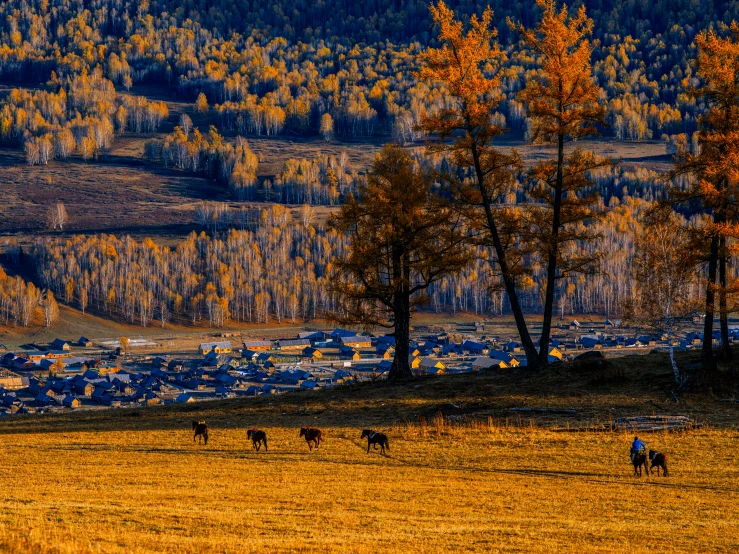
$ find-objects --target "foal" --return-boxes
[247,429,268,451]
[360,429,389,454]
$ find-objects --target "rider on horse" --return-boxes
[630,436,646,463]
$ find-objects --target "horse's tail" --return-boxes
[204,429,209,445]
[663,456,668,476]
[384,437,390,451]
[263,435,268,451]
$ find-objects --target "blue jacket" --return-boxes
[631,439,646,452]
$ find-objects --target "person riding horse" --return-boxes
[630,436,646,463]
[630,435,648,476]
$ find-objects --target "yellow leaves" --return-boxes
[195,92,208,114]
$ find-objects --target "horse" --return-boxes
[649,450,668,476]
[360,429,389,454]
[192,421,209,445]
[299,427,322,451]
[247,428,268,451]
[632,450,648,476]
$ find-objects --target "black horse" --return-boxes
[247,429,268,451]
[632,450,648,476]
[360,429,389,454]
[192,421,209,445]
[299,427,322,451]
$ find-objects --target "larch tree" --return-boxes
[512,0,609,369]
[670,23,739,370]
[417,1,539,369]
[329,144,468,380]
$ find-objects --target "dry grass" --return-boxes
[0,419,736,553]
[1,352,738,553]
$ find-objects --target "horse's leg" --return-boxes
[367,440,370,454]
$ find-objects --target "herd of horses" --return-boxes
[192,421,390,454]
[195,420,668,476]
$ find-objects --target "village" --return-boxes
[0,317,734,417]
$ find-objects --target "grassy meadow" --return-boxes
[0,357,738,554]
[0,421,736,553]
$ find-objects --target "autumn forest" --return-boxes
[0,0,738,373]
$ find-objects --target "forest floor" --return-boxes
[0,352,737,553]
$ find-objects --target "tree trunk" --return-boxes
[470,143,538,368]
[702,234,719,371]
[719,236,732,360]
[389,294,413,380]
[538,132,565,370]
[666,321,681,385]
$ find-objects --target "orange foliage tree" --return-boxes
[511,0,610,369]
[670,23,739,369]
[417,1,541,369]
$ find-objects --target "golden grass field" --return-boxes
[0,421,736,553]
[0,356,737,553]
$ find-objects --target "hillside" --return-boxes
[0,352,736,553]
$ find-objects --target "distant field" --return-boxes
[0,360,737,553]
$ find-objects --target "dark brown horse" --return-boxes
[360,429,389,454]
[632,450,648,476]
[192,421,209,445]
[649,450,668,476]
[299,427,322,451]
[247,428,268,451]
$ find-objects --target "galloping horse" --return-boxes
[192,421,209,445]
[632,450,648,476]
[360,429,389,454]
[299,427,322,451]
[247,428,268,451]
